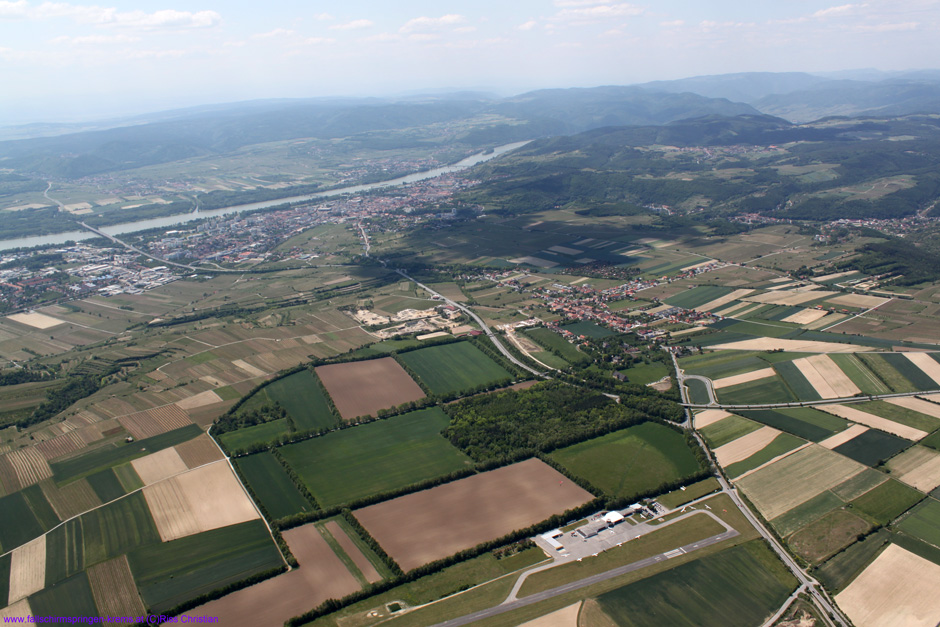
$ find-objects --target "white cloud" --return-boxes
[454,26,476,33]
[518,20,537,30]
[252,28,294,39]
[407,33,440,42]
[855,21,918,31]
[554,0,608,6]
[400,14,465,33]
[660,19,684,27]
[813,4,867,18]
[12,3,221,29]
[330,18,373,30]
[51,33,140,43]
[311,12,332,21]
[303,36,334,44]
[555,3,643,22]
[0,1,28,18]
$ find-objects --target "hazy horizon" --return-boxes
[2,0,938,124]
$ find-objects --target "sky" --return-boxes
[1,0,939,123]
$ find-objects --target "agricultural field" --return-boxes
[398,342,512,396]
[128,520,284,613]
[739,408,848,442]
[280,408,471,508]
[896,498,940,548]
[315,358,425,419]
[521,328,589,364]
[354,459,594,571]
[218,419,290,451]
[699,414,761,449]
[836,544,940,627]
[593,541,796,627]
[235,452,313,520]
[254,370,338,431]
[549,422,701,499]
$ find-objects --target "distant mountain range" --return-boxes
[3,70,940,180]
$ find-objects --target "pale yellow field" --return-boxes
[6,312,64,329]
[836,544,940,627]
[8,535,45,603]
[520,602,582,627]
[903,353,940,387]
[805,313,846,330]
[819,424,869,450]
[711,367,776,390]
[0,600,31,620]
[737,445,864,520]
[176,389,224,410]
[817,405,927,441]
[813,271,857,283]
[781,308,829,325]
[231,359,268,377]
[680,260,715,272]
[131,447,189,486]
[793,354,860,398]
[714,426,781,466]
[87,556,147,618]
[694,409,732,429]
[885,395,940,419]
[828,293,890,309]
[735,442,813,481]
[669,326,706,338]
[744,289,838,306]
[712,301,752,317]
[693,289,754,313]
[4,447,52,488]
[765,282,799,291]
[709,338,867,353]
[143,461,259,542]
[886,446,940,492]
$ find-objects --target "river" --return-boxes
[0,141,529,252]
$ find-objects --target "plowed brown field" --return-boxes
[316,358,425,420]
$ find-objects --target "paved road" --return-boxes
[683,386,940,410]
[396,269,547,378]
[428,527,738,627]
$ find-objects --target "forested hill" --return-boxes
[460,113,940,223]
[0,88,758,179]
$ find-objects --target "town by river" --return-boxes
[0,141,528,252]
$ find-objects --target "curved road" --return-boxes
[395,269,547,379]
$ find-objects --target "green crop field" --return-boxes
[685,379,712,405]
[0,491,45,552]
[815,529,891,592]
[830,354,891,395]
[81,492,161,567]
[879,353,939,391]
[263,370,338,431]
[851,479,923,526]
[922,428,940,452]
[896,498,940,548]
[718,376,795,405]
[128,520,283,612]
[45,518,84,587]
[595,541,796,627]
[522,328,589,364]
[21,484,60,531]
[739,408,847,442]
[725,433,806,478]
[86,468,127,503]
[0,552,9,608]
[830,469,887,502]
[559,320,615,339]
[280,408,471,508]
[857,401,940,433]
[398,342,511,395]
[619,362,670,386]
[773,362,822,401]
[51,424,202,483]
[550,422,700,499]
[682,352,769,381]
[699,414,762,449]
[235,452,313,520]
[857,354,918,393]
[770,490,843,538]
[28,572,99,619]
[663,285,733,310]
[218,418,290,451]
[832,430,911,466]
